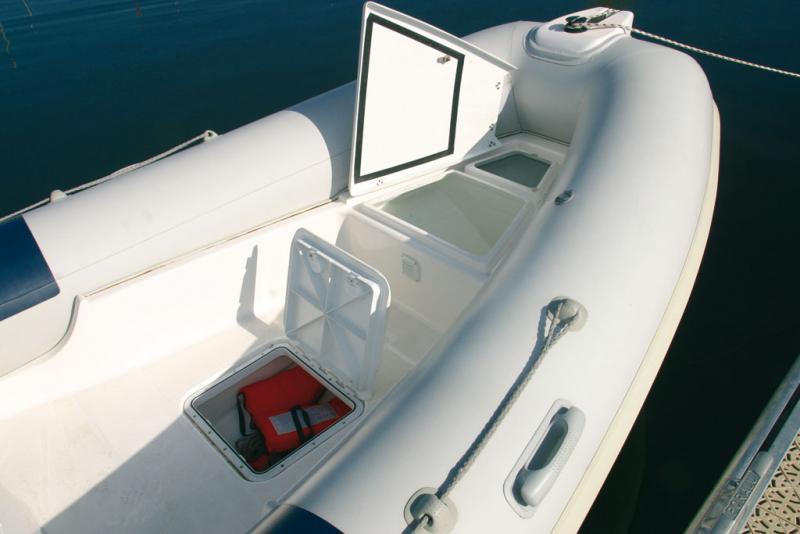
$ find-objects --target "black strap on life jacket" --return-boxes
[237,392,254,436]
[290,405,314,445]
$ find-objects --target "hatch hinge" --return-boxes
[324,369,358,399]
[291,343,358,399]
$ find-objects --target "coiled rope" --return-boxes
[567,9,800,79]
[0,129,218,224]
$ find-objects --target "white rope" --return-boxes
[569,12,800,79]
[1,198,49,223]
[1,130,218,223]
[436,300,572,499]
[410,515,431,534]
[407,298,583,532]
[67,130,218,194]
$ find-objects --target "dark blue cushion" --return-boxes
[0,216,59,321]
[252,504,342,534]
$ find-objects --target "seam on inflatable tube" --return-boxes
[55,146,349,282]
[85,197,336,297]
[22,197,336,371]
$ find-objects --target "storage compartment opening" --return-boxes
[186,230,389,478]
[476,152,550,189]
[369,171,525,258]
[189,346,356,477]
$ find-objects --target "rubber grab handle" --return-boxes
[518,407,585,507]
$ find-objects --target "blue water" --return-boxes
[2,1,799,532]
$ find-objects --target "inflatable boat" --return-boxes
[0,4,718,533]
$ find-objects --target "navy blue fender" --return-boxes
[251,505,342,534]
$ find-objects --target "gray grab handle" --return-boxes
[518,406,585,507]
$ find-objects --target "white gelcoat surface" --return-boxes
[0,4,718,534]
[288,19,715,534]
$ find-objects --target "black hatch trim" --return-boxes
[353,13,465,184]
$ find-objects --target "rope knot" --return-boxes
[564,16,589,33]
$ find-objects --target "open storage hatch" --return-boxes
[349,2,515,196]
[186,229,391,480]
[369,171,526,258]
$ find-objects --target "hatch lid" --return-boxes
[349,2,516,196]
[285,229,391,400]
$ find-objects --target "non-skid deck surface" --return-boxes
[744,434,800,533]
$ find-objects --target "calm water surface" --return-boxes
[2,1,799,532]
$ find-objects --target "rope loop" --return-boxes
[0,130,219,223]
[404,297,586,533]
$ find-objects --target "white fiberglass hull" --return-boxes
[0,5,718,533]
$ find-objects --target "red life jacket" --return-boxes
[255,397,351,452]
[239,365,324,424]
[248,453,270,472]
[236,365,352,467]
